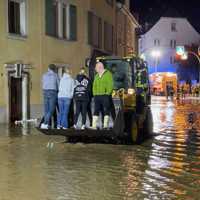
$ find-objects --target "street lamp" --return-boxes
[176,46,200,82]
[151,50,161,73]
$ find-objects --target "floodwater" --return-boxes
[0,96,200,200]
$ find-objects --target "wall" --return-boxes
[116,1,139,56]
[41,0,91,76]
[0,0,91,122]
[0,0,43,122]
[89,0,116,54]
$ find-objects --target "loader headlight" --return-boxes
[128,88,135,95]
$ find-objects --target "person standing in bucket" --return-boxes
[91,62,113,129]
[41,64,59,129]
[57,67,75,129]
[73,68,92,130]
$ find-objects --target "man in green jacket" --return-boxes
[92,62,113,129]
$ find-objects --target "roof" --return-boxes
[139,7,185,35]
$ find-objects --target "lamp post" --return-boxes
[151,50,161,73]
[188,51,200,83]
[176,46,200,83]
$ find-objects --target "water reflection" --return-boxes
[0,97,200,199]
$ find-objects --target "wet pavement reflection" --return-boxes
[0,96,200,200]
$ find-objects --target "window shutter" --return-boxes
[88,11,92,44]
[87,11,102,48]
[98,17,102,49]
[8,1,20,34]
[69,5,77,41]
[63,5,67,39]
[45,0,55,36]
[104,22,113,52]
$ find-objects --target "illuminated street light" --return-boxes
[151,50,161,58]
[176,45,200,83]
[181,52,188,60]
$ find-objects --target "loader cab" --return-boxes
[98,57,133,90]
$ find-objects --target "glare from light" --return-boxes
[140,53,146,61]
[128,88,135,95]
[166,72,177,77]
[181,52,188,60]
[151,50,161,58]
[176,46,185,56]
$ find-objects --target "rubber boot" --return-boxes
[103,115,109,129]
[91,116,98,129]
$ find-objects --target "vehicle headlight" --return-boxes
[128,88,135,95]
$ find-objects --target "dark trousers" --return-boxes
[87,101,92,126]
[100,96,116,124]
[94,95,110,116]
[74,100,88,125]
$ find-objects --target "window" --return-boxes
[103,60,132,90]
[53,1,58,37]
[170,39,176,48]
[68,4,77,41]
[104,22,113,52]
[154,39,160,46]
[106,0,114,7]
[171,22,177,32]
[45,0,77,40]
[174,40,176,48]
[45,0,57,37]
[62,4,67,39]
[8,0,26,36]
[170,56,174,64]
[88,12,102,48]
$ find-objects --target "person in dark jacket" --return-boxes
[73,68,92,130]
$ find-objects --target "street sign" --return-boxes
[176,46,185,56]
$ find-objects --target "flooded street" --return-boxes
[0,97,200,200]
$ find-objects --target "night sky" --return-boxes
[130,0,200,33]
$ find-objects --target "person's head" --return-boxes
[48,64,57,72]
[95,62,105,74]
[63,67,71,75]
[79,67,87,76]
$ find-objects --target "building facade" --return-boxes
[0,0,138,123]
[139,15,200,74]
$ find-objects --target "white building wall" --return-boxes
[139,17,200,74]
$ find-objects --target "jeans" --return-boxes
[58,97,71,128]
[74,100,88,125]
[43,90,57,125]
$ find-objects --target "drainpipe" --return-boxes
[22,72,28,122]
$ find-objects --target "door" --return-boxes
[10,76,22,123]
